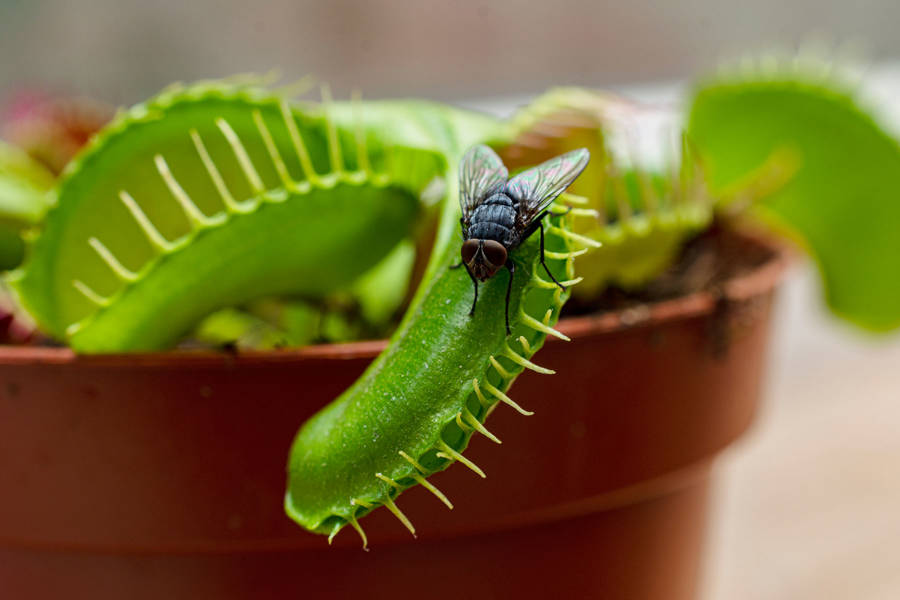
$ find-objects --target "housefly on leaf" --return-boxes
[453,144,590,335]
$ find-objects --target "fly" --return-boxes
[453,144,590,335]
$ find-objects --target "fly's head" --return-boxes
[461,238,507,281]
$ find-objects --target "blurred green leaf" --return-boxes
[351,239,416,328]
[0,141,55,270]
[0,140,55,225]
[688,76,900,331]
[193,307,292,350]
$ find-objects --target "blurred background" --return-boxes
[1,0,900,103]
[3,1,900,598]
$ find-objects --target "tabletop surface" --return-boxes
[702,266,900,600]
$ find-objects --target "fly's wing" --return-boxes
[506,148,590,227]
[459,144,508,225]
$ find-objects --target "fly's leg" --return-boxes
[522,211,566,292]
[504,259,515,336]
[451,217,468,269]
[464,263,479,316]
[537,218,566,291]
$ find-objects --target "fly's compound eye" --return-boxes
[461,239,480,265]
[481,240,507,267]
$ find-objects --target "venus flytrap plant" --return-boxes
[5,78,604,544]
[0,77,731,543]
[6,78,602,545]
[285,203,594,546]
[284,110,603,543]
[290,62,900,544]
[497,64,900,334]
[284,86,727,543]
[6,58,900,552]
[10,81,468,351]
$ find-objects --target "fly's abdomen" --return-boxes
[469,193,516,243]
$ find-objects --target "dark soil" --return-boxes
[562,223,777,317]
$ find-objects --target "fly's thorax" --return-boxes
[469,192,517,245]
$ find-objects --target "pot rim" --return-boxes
[0,228,792,367]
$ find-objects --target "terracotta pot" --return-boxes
[0,231,789,600]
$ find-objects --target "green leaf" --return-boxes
[286,209,582,540]
[192,306,300,349]
[10,83,457,350]
[351,239,416,328]
[285,100,581,541]
[0,141,56,270]
[0,140,55,225]
[688,73,900,331]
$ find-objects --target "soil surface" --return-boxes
[562,223,776,318]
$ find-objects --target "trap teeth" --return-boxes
[481,380,534,416]
[346,514,368,551]
[520,311,570,342]
[398,450,428,474]
[119,190,175,253]
[489,355,512,379]
[462,409,502,444]
[548,225,602,249]
[72,280,110,307]
[544,248,588,260]
[559,192,589,205]
[382,495,416,538]
[413,473,453,509]
[375,472,402,490]
[435,440,486,478]
[216,118,265,194]
[499,342,554,376]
